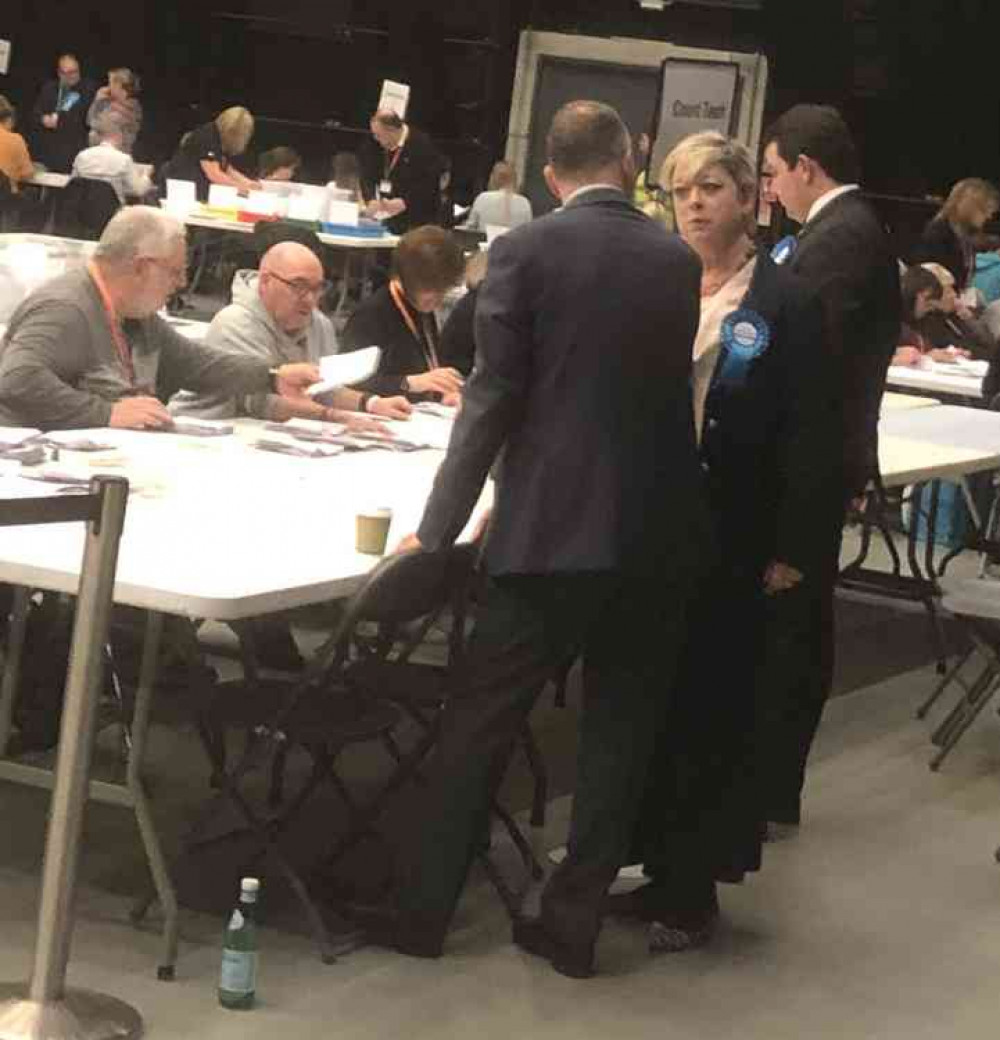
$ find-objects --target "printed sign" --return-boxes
[649,60,740,188]
[378,80,410,119]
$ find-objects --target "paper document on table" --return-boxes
[306,347,382,397]
[253,437,344,459]
[169,417,235,437]
[0,427,41,448]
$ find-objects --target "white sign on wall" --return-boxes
[0,40,11,76]
[649,59,740,187]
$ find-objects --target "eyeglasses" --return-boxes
[268,272,331,300]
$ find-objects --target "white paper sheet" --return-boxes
[306,347,382,397]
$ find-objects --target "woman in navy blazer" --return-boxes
[619,132,841,952]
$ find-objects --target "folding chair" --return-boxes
[141,544,542,963]
[920,575,1000,771]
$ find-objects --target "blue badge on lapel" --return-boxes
[770,235,797,265]
[722,308,770,361]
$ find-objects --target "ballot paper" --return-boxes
[169,417,235,437]
[265,419,347,441]
[0,427,41,448]
[252,437,344,459]
[306,347,382,397]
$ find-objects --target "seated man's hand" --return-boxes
[393,533,423,555]
[109,396,173,430]
[893,346,923,367]
[405,368,464,397]
[275,363,321,400]
[369,395,412,420]
[42,114,58,130]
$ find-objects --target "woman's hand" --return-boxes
[369,395,412,420]
[405,368,464,396]
[892,346,923,367]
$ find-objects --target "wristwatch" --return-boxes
[267,366,280,392]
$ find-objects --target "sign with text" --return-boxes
[0,39,11,76]
[649,59,740,188]
[378,80,410,119]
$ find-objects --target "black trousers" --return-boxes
[757,515,845,825]
[395,569,696,949]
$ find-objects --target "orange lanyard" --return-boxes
[390,280,438,370]
[88,261,136,387]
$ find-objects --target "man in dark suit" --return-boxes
[373,101,710,978]
[360,109,445,235]
[759,104,901,833]
[31,53,96,174]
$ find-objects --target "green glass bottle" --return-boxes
[218,877,260,1010]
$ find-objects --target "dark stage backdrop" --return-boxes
[0,0,997,201]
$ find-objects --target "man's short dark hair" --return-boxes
[392,225,465,295]
[901,264,942,322]
[546,101,630,178]
[765,104,860,186]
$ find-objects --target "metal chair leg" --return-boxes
[930,674,1000,771]
[917,646,976,720]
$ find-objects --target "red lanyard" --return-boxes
[384,146,402,179]
[390,279,438,370]
[88,261,136,387]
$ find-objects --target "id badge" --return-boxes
[379,179,393,198]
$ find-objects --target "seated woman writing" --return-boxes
[893,262,995,366]
[340,225,467,403]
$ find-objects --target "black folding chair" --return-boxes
[138,544,542,962]
[54,177,120,240]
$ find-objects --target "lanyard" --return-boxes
[384,146,403,180]
[390,279,438,370]
[87,261,136,387]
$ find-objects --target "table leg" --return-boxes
[0,588,31,757]
[124,610,179,981]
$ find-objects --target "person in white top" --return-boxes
[461,161,533,232]
[71,127,151,202]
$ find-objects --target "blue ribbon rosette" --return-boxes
[715,308,772,390]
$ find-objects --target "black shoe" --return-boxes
[604,881,664,922]
[512,917,595,979]
[340,902,444,960]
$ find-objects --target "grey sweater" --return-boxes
[170,270,339,420]
[0,266,272,430]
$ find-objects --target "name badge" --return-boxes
[379,179,393,198]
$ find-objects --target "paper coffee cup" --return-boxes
[356,508,393,555]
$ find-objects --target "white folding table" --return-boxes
[0,418,482,979]
[885,363,985,402]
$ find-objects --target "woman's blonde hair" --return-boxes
[108,67,141,97]
[939,178,999,232]
[487,161,517,193]
[215,106,254,157]
[660,131,757,203]
[920,262,956,290]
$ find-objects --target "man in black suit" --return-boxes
[360,109,445,234]
[374,101,710,978]
[759,105,901,832]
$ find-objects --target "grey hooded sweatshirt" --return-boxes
[170,269,340,420]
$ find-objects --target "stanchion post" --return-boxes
[0,476,144,1040]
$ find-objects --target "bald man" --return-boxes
[171,241,411,423]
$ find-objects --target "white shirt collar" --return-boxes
[805,184,860,225]
[563,183,625,206]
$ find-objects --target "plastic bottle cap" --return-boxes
[241,877,261,893]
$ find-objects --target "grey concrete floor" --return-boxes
[2,652,1000,1039]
